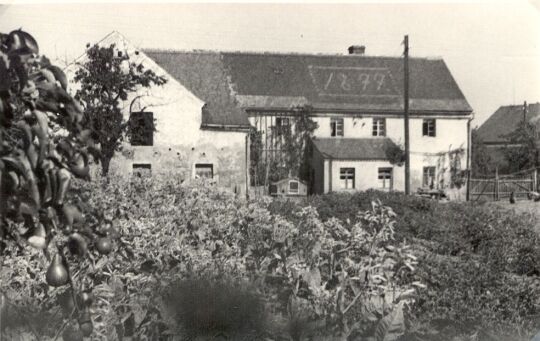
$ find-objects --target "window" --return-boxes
[195,163,214,179]
[129,112,154,146]
[339,168,355,189]
[423,167,436,188]
[372,118,386,137]
[133,163,151,177]
[289,180,299,194]
[422,119,436,137]
[331,118,344,137]
[276,117,290,127]
[378,168,393,189]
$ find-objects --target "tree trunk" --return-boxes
[100,156,111,178]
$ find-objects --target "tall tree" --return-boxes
[504,118,539,173]
[471,128,493,177]
[74,44,166,176]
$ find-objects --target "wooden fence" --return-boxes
[469,170,537,201]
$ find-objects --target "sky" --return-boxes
[1,1,539,126]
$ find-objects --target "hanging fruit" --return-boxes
[96,237,113,255]
[45,253,69,287]
[61,204,85,230]
[55,167,71,205]
[67,232,88,256]
[27,223,47,250]
[80,290,94,307]
[69,151,90,179]
[78,307,93,337]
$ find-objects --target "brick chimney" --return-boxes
[348,45,366,55]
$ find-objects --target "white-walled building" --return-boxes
[66,32,473,198]
[65,32,250,195]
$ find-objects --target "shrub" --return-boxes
[165,277,266,339]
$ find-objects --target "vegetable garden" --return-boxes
[1,28,540,341]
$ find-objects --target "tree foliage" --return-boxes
[503,119,539,173]
[73,43,166,176]
[471,128,494,177]
[0,28,123,339]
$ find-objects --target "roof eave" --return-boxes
[200,123,251,132]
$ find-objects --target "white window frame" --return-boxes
[378,167,393,189]
[372,118,386,137]
[423,166,436,188]
[331,118,344,137]
[289,180,299,194]
[276,117,290,127]
[339,168,355,189]
[423,119,436,137]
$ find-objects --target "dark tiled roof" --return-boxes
[222,52,472,113]
[312,138,395,160]
[145,50,250,128]
[477,103,540,143]
[145,49,473,128]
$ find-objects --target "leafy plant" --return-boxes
[0,28,113,339]
[504,116,539,173]
[73,43,166,176]
[249,105,318,189]
[384,142,406,166]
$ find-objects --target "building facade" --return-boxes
[65,32,250,195]
[67,32,473,198]
[476,102,540,174]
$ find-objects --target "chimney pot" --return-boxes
[348,45,366,55]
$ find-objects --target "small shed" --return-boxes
[269,177,308,197]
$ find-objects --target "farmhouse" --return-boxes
[67,32,473,197]
[476,102,540,173]
[148,46,472,195]
[65,32,251,196]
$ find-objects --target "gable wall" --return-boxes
[66,33,247,194]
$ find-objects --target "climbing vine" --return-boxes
[249,105,318,191]
[449,148,466,189]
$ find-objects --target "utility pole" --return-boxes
[403,35,411,195]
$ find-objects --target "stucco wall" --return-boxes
[312,115,469,194]
[325,160,405,193]
[108,79,248,193]
[66,34,248,194]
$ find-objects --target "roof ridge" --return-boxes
[143,47,442,61]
